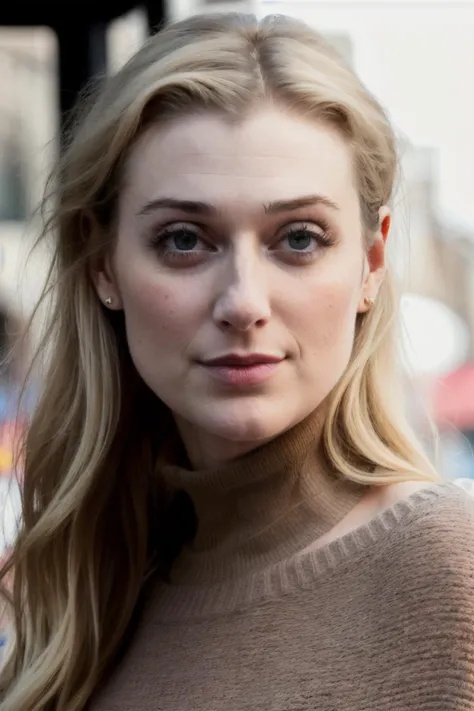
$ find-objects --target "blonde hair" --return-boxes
[0,12,439,711]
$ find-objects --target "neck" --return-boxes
[159,410,366,585]
[174,413,278,469]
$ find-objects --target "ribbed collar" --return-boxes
[159,410,367,585]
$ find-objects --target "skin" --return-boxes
[94,105,390,472]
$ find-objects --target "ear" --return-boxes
[90,251,123,311]
[358,206,391,313]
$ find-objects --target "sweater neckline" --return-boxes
[147,483,451,622]
[160,409,367,585]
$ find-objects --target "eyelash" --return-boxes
[148,220,335,264]
[283,221,334,257]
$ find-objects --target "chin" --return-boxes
[193,398,299,444]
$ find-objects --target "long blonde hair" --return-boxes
[0,12,439,711]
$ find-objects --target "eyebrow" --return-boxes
[136,193,340,217]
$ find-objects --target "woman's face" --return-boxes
[95,106,388,466]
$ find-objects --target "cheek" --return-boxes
[116,260,198,360]
[291,277,360,397]
[285,273,360,350]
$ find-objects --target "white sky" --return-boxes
[257,0,474,233]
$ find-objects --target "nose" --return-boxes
[212,254,271,333]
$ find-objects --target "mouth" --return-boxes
[200,353,285,367]
[198,353,286,387]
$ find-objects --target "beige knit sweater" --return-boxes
[89,414,474,710]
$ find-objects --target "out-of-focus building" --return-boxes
[168,0,255,21]
[0,30,57,321]
[398,144,474,357]
[394,142,474,478]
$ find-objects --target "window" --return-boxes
[0,137,28,222]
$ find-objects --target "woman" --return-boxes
[1,12,473,711]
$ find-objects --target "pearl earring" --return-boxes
[104,297,113,306]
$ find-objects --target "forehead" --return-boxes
[122,107,358,210]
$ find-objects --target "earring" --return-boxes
[104,297,113,306]
[364,296,375,309]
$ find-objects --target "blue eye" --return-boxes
[163,228,203,252]
[148,219,335,269]
[284,229,315,252]
[278,221,334,258]
[149,224,214,266]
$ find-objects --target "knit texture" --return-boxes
[88,415,474,710]
[158,409,366,585]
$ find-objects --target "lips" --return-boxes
[198,354,284,387]
[201,353,284,367]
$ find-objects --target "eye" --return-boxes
[276,221,334,260]
[157,226,207,252]
[284,229,315,252]
[148,223,215,266]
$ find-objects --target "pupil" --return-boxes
[174,231,198,251]
[289,232,311,250]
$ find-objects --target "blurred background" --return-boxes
[0,0,473,573]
